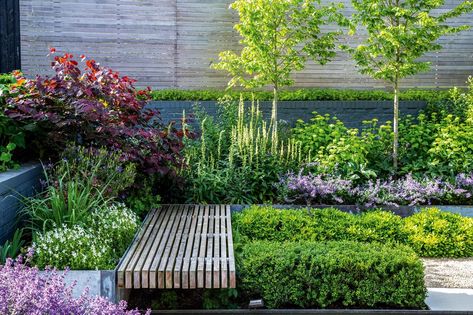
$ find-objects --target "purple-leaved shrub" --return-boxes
[0,250,149,315]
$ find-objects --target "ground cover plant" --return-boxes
[0,252,149,314]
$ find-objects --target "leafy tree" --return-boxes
[344,0,473,170]
[212,0,344,132]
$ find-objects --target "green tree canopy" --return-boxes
[344,0,473,170]
[212,0,345,127]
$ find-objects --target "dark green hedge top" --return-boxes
[150,88,451,104]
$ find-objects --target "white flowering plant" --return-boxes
[87,203,140,256]
[34,225,114,270]
[33,203,139,270]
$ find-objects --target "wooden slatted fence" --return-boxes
[117,204,236,289]
[19,0,473,90]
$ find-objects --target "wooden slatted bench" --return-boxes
[117,204,236,289]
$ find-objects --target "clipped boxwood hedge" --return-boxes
[150,88,449,104]
[238,240,426,309]
[233,206,473,258]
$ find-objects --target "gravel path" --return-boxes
[423,258,473,288]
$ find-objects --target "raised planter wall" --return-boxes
[0,163,43,243]
[39,270,117,302]
[148,100,427,130]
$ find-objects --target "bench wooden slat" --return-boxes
[181,205,200,289]
[220,204,228,288]
[226,205,237,288]
[197,205,210,288]
[141,207,173,288]
[133,206,169,289]
[205,205,215,288]
[213,204,221,288]
[189,205,205,289]
[149,205,181,289]
[165,204,192,288]
[117,204,236,289]
[156,204,185,289]
[119,205,167,288]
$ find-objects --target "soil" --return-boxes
[423,258,473,288]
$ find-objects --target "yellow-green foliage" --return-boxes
[234,206,473,258]
[404,208,473,258]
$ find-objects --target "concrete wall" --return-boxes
[0,163,42,243]
[148,100,427,130]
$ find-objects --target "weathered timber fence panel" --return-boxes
[19,0,473,90]
[0,0,21,72]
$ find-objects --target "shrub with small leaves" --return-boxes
[238,240,426,309]
[403,208,473,258]
[234,206,473,258]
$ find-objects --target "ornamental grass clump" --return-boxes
[0,252,149,314]
[23,146,136,233]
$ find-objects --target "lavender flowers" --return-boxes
[0,251,149,315]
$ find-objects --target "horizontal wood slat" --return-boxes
[117,204,236,289]
[19,0,473,90]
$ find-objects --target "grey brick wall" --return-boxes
[0,163,43,244]
[148,100,427,130]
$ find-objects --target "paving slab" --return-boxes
[426,288,473,311]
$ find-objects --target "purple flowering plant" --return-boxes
[281,170,353,205]
[0,249,149,315]
[283,170,472,207]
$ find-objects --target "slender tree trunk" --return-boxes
[393,80,399,171]
[272,84,278,133]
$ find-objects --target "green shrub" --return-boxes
[291,114,393,179]
[238,240,426,309]
[234,206,473,257]
[404,208,473,258]
[427,117,473,177]
[291,113,348,157]
[233,206,354,242]
[0,72,25,171]
[150,88,448,104]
